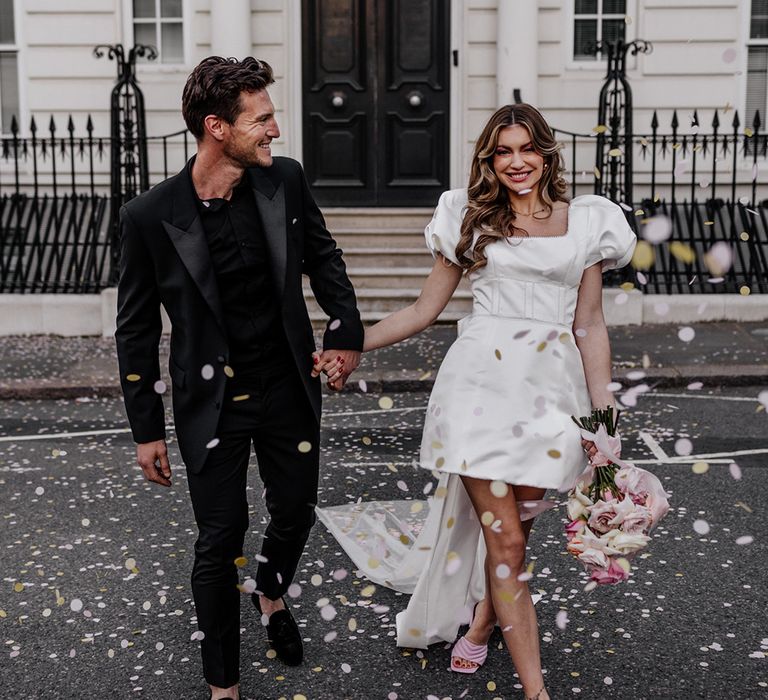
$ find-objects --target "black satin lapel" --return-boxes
[162,217,226,331]
[253,182,287,298]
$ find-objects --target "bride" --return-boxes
[314,103,636,699]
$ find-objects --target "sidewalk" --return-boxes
[1,321,766,400]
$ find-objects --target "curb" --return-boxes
[1,365,766,400]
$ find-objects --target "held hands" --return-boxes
[311,349,361,391]
[136,439,172,487]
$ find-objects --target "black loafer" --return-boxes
[252,594,303,666]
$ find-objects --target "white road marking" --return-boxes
[324,406,427,418]
[638,431,669,460]
[642,392,764,403]
[0,427,137,443]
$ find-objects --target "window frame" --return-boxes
[743,0,768,133]
[122,0,192,72]
[0,0,24,135]
[565,0,636,73]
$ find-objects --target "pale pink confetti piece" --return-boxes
[643,215,672,243]
[758,390,768,409]
[205,438,220,449]
[341,662,352,673]
[190,631,205,641]
[674,160,690,178]
[693,519,710,535]
[396,480,408,492]
[708,277,724,284]
[287,583,302,598]
[517,188,533,195]
[517,571,533,582]
[241,578,257,594]
[70,599,83,612]
[153,380,167,394]
[722,48,737,63]
[320,605,337,621]
[445,555,462,577]
[687,382,703,390]
[607,381,622,392]
[753,163,759,182]
[496,564,511,579]
[615,293,628,305]
[729,462,742,480]
[736,535,754,545]
[626,370,646,381]
[636,271,648,285]
[332,568,348,581]
[654,301,670,316]
[324,631,337,642]
[329,319,341,331]
[675,438,693,456]
[604,677,614,685]
[358,379,368,392]
[201,364,214,380]
[388,694,398,700]
[556,610,569,629]
[678,326,695,342]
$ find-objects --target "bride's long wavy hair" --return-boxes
[455,104,569,273]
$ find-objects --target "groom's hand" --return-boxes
[311,349,360,391]
[136,439,172,487]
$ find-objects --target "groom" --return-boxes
[115,57,363,699]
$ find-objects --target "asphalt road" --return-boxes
[1,386,767,700]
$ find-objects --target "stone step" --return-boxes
[304,267,438,289]
[304,287,471,322]
[321,207,434,231]
[333,228,426,248]
[340,247,436,268]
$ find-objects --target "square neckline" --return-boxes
[506,200,572,240]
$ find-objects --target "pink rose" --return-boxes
[578,547,609,569]
[565,519,586,542]
[590,558,630,585]
[587,499,619,534]
[619,503,653,534]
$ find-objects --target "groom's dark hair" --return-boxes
[182,56,275,139]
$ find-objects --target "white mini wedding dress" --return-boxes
[317,191,637,648]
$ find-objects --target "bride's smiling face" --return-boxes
[492,125,545,199]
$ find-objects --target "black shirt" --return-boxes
[190,163,289,378]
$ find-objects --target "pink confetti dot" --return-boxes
[341,662,351,673]
[153,380,167,394]
[687,382,703,391]
[200,364,214,380]
[556,610,569,629]
[722,48,737,63]
[678,326,695,343]
[729,462,742,480]
[693,519,710,535]
[287,583,302,598]
[736,535,754,546]
[329,319,341,331]
[674,438,693,456]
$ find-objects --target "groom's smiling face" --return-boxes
[222,89,281,168]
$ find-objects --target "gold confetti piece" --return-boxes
[360,585,376,597]
[559,332,571,343]
[692,461,710,474]
[223,365,234,378]
[294,695,308,700]
[435,457,445,468]
[490,481,509,498]
[594,166,601,180]
[434,486,448,498]
[378,396,394,410]
[740,231,750,241]
[481,511,494,526]
[368,557,380,569]
[571,671,581,677]
[126,374,141,382]
[740,286,751,296]
[673,142,681,150]
[547,449,561,459]
[410,501,424,514]
[13,582,24,592]
[745,127,754,137]
[669,241,696,264]
[421,659,428,669]
[632,241,655,270]
[487,681,498,691]
[399,534,411,545]
[608,148,622,158]
[386,463,398,472]
[620,281,635,291]
[297,441,312,453]
[311,574,323,586]
[124,557,136,570]
[592,124,608,134]
[735,501,753,513]
[266,649,278,659]
[232,394,250,402]
[704,220,714,226]
[234,556,248,568]
[431,440,443,449]
[446,517,455,529]
[362,436,372,446]
[0,610,6,618]
[536,342,547,352]
[494,349,502,360]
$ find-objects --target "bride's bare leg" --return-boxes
[461,477,549,699]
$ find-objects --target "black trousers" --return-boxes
[186,360,320,687]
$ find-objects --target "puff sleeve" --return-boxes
[424,188,468,266]
[582,196,637,272]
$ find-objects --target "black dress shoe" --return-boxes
[252,594,303,666]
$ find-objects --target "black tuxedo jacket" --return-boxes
[115,157,363,473]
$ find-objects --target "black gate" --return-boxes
[301,0,451,206]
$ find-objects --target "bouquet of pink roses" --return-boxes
[565,406,670,585]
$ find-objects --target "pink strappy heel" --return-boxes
[450,603,489,674]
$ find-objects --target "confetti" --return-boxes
[693,519,710,535]
[675,438,693,456]
[722,47,737,63]
[729,462,743,480]
[341,663,351,673]
[704,242,733,276]
[358,379,368,392]
[70,598,83,612]
[517,188,533,195]
[691,461,710,475]
[329,319,341,331]
[631,241,654,269]
[310,575,323,587]
[124,557,136,570]
[232,394,249,402]
[200,364,214,380]
[494,349,502,360]
[678,326,695,343]
[378,396,394,410]
[556,610,569,629]
[547,449,561,459]
[153,380,167,394]
[687,382,703,390]
[490,481,509,498]
[224,365,235,378]
[298,441,312,453]
[496,564,511,579]
[642,215,672,243]
[126,373,141,382]
[669,241,696,264]
[740,285,751,296]
[736,535,754,545]
[206,438,220,449]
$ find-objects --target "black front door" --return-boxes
[302,0,450,206]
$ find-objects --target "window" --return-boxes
[0,0,19,133]
[573,0,627,61]
[132,0,184,64]
[746,0,768,130]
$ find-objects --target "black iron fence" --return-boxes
[1,109,768,294]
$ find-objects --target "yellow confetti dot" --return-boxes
[232,394,250,402]
[669,241,696,264]
[297,441,312,453]
[0,610,6,618]
[494,349,502,360]
[408,627,422,637]
[368,557,380,569]
[13,582,24,592]
[410,501,424,514]
[312,666,323,672]
[594,166,602,180]
[266,649,278,659]
[490,481,509,498]
[124,558,136,570]
[435,457,445,468]
[294,695,308,700]
[348,618,357,632]
[620,281,635,291]
[481,511,494,526]
[608,148,622,158]
[378,396,394,410]
[559,332,571,343]
[740,231,750,241]
[592,124,608,134]
[745,127,754,137]
[311,574,323,586]
[234,556,248,568]
[487,681,497,691]
[616,557,631,573]
[547,449,562,459]
[704,220,714,226]
[536,342,547,352]
[362,436,372,446]
[446,517,455,529]
[399,534,411,545]
[434,486,448,498]
[361,585,376,597]
[632,240,655,270]
[126,374,141,382]
[224,365,234,378]
[692,461,710,474]
[740,286,751,296]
